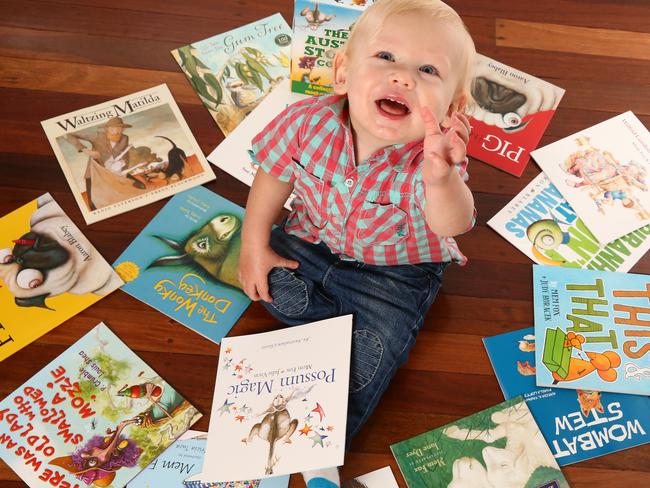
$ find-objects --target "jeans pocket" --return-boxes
[268,267,309,317]
[350,329,384,394]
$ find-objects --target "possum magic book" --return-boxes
[0,322,201,488]
[189,315,352,483]
[41,84,215,225]
[114,186,251,345]
[0,193,122,362]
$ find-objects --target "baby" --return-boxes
[240,0,476,486]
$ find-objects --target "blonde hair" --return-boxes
[341,0,476,107]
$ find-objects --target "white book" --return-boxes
[343,466,399,488]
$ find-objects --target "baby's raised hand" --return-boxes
[421,108,470,187]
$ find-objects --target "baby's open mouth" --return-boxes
[376,97,411,117]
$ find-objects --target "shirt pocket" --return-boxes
[354,201,410,246]
[293,166,328,229]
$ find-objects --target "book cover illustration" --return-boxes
[466,53,565,177]
[487,172,650,271]
[171,14,292,136]
[531,111,650,244]
[207,78,306,211]
[290,0,367,95]
[41,84,216,225]
[127,430,290,488]
[193,315,352,482]
[484,327,650,466]
[0,322,201,488]
[114,186,251,345]
[533,265,650,395]
[390,397,569,488]
[0,193,122,362]
[342,466,399,488]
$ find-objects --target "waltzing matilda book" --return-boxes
[531,111,650,244]
[172,14,292,136]
[534,265,650,395]
[0,193,122,362]
[114,186,251,345]
[487,172,650,271]
[390,397,569,488]
[0,322,201,488]
[467,53,565,177]
[290,0,367,95]
[484,327,650,466]
[41,84,215,224]
[188,315,352,482]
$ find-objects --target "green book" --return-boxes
[390,397,570,488]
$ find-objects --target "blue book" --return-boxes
[127,430,289,488]
[484,326,650,465]
[533,265,650,394]
[114,186,250,345]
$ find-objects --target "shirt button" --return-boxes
[344,178,354,188]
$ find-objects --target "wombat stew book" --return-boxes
[534,265,650,395]
[390,397,569,488]
[0,322,201,488]
[488,173,650,271]
[466,54,565,177]
[484,327,650,466]
[41,84,215,225]
[0,194,122,362]
[189,315,353,483]
[114,186,251,345]
[172,14,292,136]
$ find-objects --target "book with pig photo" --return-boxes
[113,186,250,345]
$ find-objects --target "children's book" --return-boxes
[171,14,293,136]
[533,265,650,395]
[487,172,650,271]
[0,322,201,488]
[127,430,290,488]
[467,54,565,177]
[342,466,399,488]
[41,84,216,225]
[0,193,122,361]
[189,315,353,482]
[290,0,367,95]
[207,78,307,210]
[531,111,650,244]
[114,186,250,345]
[484,327,650,466]
[390,397,569,488]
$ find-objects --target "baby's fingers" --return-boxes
[421,107,442,138]
[451,112,471,144]
[447,131,467,165]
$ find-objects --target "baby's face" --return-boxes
[335,12,465,149]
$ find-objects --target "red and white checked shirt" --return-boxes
[252,94,473,266]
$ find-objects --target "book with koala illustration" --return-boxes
[0,322,201,488]
[390,397,569,488]
[291,0,368,95]
[41,84,215,225]
[531,111,650,244]
[171,14,293,137]
[113,186,250,345]
[0,193,122,362]
[484,327,650,466]
[187,315,352,483]
[533,265,650,395]
[487,172,650,271]
[466,53,565,177]
[207,78,306,211]
[126,430,290,488]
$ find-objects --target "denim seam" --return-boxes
[269,269,310,317]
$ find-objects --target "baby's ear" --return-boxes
[332,52,348,95]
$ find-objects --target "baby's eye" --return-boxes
[419,65,438,76]
[375,51,394,62]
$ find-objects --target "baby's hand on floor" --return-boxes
[421,107,470,187]
[239,245,299,302]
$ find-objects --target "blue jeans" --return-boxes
[262,227,445,448]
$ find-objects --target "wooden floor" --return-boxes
[2,0,650,486]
